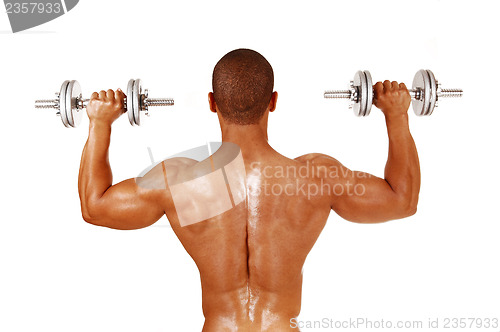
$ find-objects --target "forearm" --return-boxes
[384,114,421,210]
[78,122,113,217]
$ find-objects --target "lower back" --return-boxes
[201,285,300,332]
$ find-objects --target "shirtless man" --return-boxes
[78,49,420,331]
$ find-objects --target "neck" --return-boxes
[220,123,272,154]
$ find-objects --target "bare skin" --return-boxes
[79,81,420,331]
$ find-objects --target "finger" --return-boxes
[391,81,399,90]
[374,82,384,94]
[115,89,126,112]
[90,92,99,100]
[399,82,408,90]
[115,88,126,101]
[99,90,107,100]
[373,82,383,101]
[383,80,391,91]
[106,89,115,100]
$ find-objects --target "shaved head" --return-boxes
[212,49,274,125]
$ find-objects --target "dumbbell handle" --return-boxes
[35,96,175,110]
[34,99,60,109]
[324,87,463,100]
[76,97,175,109]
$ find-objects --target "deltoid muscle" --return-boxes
[136,142,247,227]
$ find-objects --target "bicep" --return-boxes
[85,178,165,230]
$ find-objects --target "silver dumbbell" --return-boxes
[35,79,174,128]
[324,70,463,116]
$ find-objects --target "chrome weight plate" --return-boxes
[352,70,372,117]
[363,71,373,116]
[132,79,142,126]
[352,71,366,117]
[66,80,83,128]
[59,80,70,128]
[127,79,136,126]
[412,69,431,116]
[426,69,437,116]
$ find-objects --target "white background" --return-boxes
[1,0,499,331]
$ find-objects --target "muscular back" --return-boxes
[149,146,333,331]
[78,71,419,331]
[83,136,417,331]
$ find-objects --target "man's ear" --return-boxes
[269,91,278,113]
[208,92,217,113]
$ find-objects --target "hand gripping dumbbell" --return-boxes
[324,70,463,116]
[35,79,174,128]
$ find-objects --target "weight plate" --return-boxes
[412,69,431,116]
[351,72,360,116]
[71,80,83,127]
[352,71,366,117]
[127,79,136,126]
[65,80,75,127]
[426,69,437,116]
[66,80,83,128]
[363,71,373,116]
[133,79,142,126]
[59,80,70,128]
[359,70,370,117]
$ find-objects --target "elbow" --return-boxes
[396,194,418,219]
[82,211,97,225]
[82,210,98,226]
[405,204,418,218]
[81,199,102,226]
